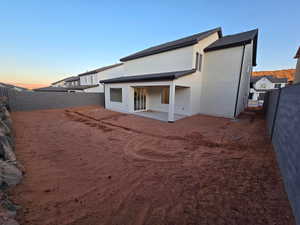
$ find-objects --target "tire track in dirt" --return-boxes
[65,109,252,161]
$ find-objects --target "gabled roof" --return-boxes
[250,75,288,84]
[294,47,300,59]
[51,76,74,85]
[204,29,258,66]
[100,69,196,84]
[67,85,99,90]
[78,63,123,76]
[0,82,28,91]
[34,86,68,92]
[120,27,222,62]
[34,85,99,92]
[65,76,80,82]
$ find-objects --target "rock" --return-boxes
[0,121,10,137]
[2,118,13,131]
[0,106,10,121]
[0,217,19,225]
[0,137,16,161]
[0,161,22,188]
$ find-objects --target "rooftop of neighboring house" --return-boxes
[252,69,295,82]
[250,75,288,84]
[64,76,80,82]
[34,84,99,92]
[120,27,258,66]
[0,82,28,91]
[51,76,76,85]
[78,63,123,77]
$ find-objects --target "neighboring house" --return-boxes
[78,63,123,93]
[0,82,28,91]
[294,46,300,84]
[51,76,76,87]
[64,76,80,87]
[100,27,258,122]
[252,69,295,84]
[248,76,288,106]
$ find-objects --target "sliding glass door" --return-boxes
[134,88,147,111]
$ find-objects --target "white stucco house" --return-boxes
[78,63,124,93]
[248,76,288,107]
[99,27,258,122]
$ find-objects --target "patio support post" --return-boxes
[168,82,175,122]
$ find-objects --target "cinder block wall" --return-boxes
[266,84,300,225]
[8,91,105,111]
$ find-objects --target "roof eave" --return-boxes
[120,40,198,62]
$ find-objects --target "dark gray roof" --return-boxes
[78,63,123,76]
[204,29,258,66]
[34,87,68,92]
[250,76,288,84]
[120,27,222,62]
[67,85,99,90]
[65,76,80,82]
[34,85,99,92]
[100,69,196,84]
[51,76,75,85]
[0,82,28,91]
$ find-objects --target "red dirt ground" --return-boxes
[10,106,295,225]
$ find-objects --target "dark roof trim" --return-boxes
[67,85,99,90]
[120,27,222,62]
[100,69,196,84]
[204,29,258,66]
[34,87,68,92]
[78,63,123,76]
[65,76,80,82]
[51,76,74,85]
[294,47,300,59]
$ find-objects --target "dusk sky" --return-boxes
[1,0,299,87]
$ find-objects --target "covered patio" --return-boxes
[101,69,195,122]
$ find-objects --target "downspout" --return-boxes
[101,82,105,108]
[234,45,246,117]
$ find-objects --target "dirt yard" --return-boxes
[10,106,295,225]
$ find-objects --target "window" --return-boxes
[195,52,199,70]
[198,54,202,71]
[248,93,253,99]
[110,88,122,102]
[275,83,281,88]
[161,87,169,104]
[195,52,203,71]
[91,76,93,84]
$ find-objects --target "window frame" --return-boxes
[110,88,123,103]
[274,83,281,89]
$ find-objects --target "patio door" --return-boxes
[134,88,147,111]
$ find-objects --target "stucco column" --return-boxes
[168,82,175,122]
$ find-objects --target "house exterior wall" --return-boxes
[123,46,194,76]
[174,32,220,115]
[199,46,244,118]
[147,86,191,115]
[104,81,172,114]
[236,41,253,116]
[80,65,124,91]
